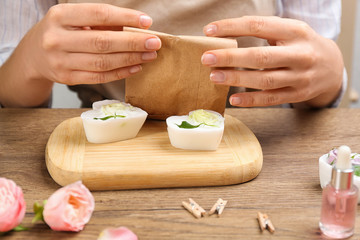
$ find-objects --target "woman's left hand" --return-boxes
[202,16,344,108]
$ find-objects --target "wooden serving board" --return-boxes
[45,115,263,190]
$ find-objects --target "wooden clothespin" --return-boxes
[182,198,206,218]
[257,212,275,233]
[208,198,227,216]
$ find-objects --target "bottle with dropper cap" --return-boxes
[319,145,358,238]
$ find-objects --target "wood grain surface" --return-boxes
[1,108,360,239]
[46,115,262,190]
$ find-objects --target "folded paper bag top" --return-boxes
[125,27,238,120]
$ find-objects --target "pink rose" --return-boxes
[0,178,26,232]
[98,227,138,240]
[43,181,95,232]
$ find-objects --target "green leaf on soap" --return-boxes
[94,114,125,121]
[176,121,203,129]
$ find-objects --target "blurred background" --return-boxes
[52,0,360,108]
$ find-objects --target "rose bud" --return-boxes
[0,178,26,232]
[98,227,138,240]
[43,181,95,232]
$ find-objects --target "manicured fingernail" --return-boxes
[210,71,225,83]
[231,97,241,105]
[201,53,217,65]
[145,37,161,50]
[140,15,152,28]
[129,65,142,74]
[142,51,157,61]
[204,24,217,35]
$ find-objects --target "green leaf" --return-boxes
[354,166,360,177]
[94,114,125,121]
[13,225,28,232]
[176,121,203,129]
[32,200,47,224]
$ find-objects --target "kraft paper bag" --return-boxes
[125,28,238,120]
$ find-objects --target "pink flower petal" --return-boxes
[43,181,95,232]
[0,178,26,232]
[98,227,138,240]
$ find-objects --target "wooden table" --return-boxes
[1,108,359,239]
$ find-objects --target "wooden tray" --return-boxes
[45,115,262,190]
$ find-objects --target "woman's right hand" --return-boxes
[21,3,161,85]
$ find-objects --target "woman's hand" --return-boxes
[202,16,344,108]
[0,3,161,107]
[24,3,161,85]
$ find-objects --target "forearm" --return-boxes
[0,1,56,107]
[0,41,53,107]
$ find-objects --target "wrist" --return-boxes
[304,76,343,108]
[0,45,53,107]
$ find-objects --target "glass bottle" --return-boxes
[319,145,358,239]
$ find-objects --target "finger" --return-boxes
[204,16,310,40]
[229,88,302,107]
[51,31,161,53]
[210,69,298,90]
[66,51,157,72]
[50,3,153,29]
[63,65,142,85]
[202,46,297,69]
